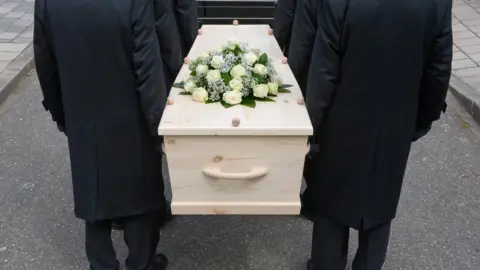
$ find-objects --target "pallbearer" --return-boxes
[272,0,296,56]
[173,0,199,57]
[273,0,318,220]
[304,0,452,269]
[34,0,170,269]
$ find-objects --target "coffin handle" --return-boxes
[202,166,268,180]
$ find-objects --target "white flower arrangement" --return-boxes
[173,40,292,108]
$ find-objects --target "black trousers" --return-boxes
[85,211,162,270]
[311,216,391,270]
[301,144,319,209]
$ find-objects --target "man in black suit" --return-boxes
[304,0,452,269]
[34,0,171,268]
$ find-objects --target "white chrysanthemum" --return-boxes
[230,64,246,79]
[192,87,209,102]
[206,70,222,83]
[267,82,278,95]
[211,55,224,69]
[223,91,243,105]
[229,79,243,92]
[243,52,258,66]
[195,64,208,75]
[184,80,196,93]
[253,64,268,76]
[253,84,269,98]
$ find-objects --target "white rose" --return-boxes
[227,39,238,50]
[192,87,209,102]
[253,84,269,98]
[230,64,246,79]
[210,47,223,55]
[267,82,278,95]
[253,64,268,76]
[199,52,209,59]
[223,91,243,105]
[195,64,208,75]
[184,80,196,93]
[211,55,224,69]
[206,70,222,83]
[243,52,258,66]
[229,79,243,92]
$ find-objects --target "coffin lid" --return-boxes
[158,25,313,136]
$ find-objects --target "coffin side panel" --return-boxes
[164,135,307,214]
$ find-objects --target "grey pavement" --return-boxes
[451,0,480,124]
[0,0,34,107]
[1,72,480,269]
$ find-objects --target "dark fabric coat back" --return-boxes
[307,0,452,230]
[173,0,198,57]
[287,0,317,96]
[154,0,183,91]
[273,0,296,56]
[34,0,168,221]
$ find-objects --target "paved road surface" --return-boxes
[1,72,480,270]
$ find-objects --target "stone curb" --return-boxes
[0,43,35,107]
[449,74,480,126]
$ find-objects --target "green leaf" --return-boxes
[220,100,234,108]
[190,70,197,76]
[172,82,184,89]
[268,93,278,97]
[233,45,242,56]
[178,92,191,95]
[205,100,217,104]
[278,88,291,93]
[252,73,267,84]
[280,84,293,88]
[222,72,232,85]
[258,53,268,65]
[254,97,276,102]
[240,96,256,108]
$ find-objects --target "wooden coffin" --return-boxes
[158,25,313,215]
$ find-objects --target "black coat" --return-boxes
[287,0,317,96]
[154,0,183,91]
[306,0,452,230]
[173,0,198,57]
[272,0,296,55]
[34,0,168,221]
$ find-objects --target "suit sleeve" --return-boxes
[305,1,343,131]
[175,0,198,56]
[273,0,297,53]
[153,0,183,86]
[416,4,452,129]
[131,0,167,136]
[33,0,65,128]
[287,0,317,91]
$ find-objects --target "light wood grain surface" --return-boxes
[165,136,306,215]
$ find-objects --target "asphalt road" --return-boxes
[1,72,479,270]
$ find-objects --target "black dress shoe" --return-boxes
[307,258,314,270]
[154,253,169,269]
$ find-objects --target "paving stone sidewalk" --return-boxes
[0,0,34,106]
[451,0,480,123]
[453,0,480,86]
